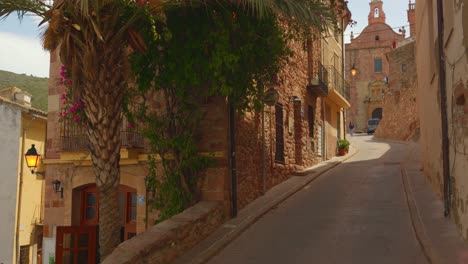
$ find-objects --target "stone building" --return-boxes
[375,39,419,141]
[0,88,47,264]
[415,0,468,240]
[345,0,408,132]
[41,8,352,263]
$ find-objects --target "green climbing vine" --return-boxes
[129,4,293,222]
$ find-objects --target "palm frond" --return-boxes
[0,0,50,21]
[156,0,339,34]
[270,0,337,32]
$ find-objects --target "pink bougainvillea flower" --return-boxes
[63,79,72,87]
[136,0,147,6]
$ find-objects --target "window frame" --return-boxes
[127,193,137,223]
[274,104,285,163]
[308,105,315,138]
[374,58,383,73]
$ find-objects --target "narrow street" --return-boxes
[207,135,428,264]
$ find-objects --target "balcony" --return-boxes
[325,66,350,101]
[60,103,144,151]
[307,62,329,97]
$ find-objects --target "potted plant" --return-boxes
[337,139,350,156]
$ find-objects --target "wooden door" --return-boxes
[119,186,137,240]
[80,185,137,241]
[56,226,97,264]
[80,185,98,226]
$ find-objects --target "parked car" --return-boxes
[367,118,380,134]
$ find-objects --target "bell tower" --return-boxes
[368,0,386,25]
[407,0,416,37]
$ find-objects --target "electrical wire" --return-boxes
[321,23,415,39]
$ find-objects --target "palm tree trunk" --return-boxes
[81,43,128,259]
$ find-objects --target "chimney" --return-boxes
[0,87,32,107]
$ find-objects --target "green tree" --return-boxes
[1,0,343,259]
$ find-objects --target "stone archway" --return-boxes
[372,108,383,119]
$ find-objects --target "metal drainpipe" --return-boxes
[261,105,266,195]
[16,127,26,264]
[436,0,451,217]
[341,16,347,140]
[229,99,238,217]
[322,98,326,161]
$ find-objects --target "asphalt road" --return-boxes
[206,135,428,264]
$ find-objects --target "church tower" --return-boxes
[407,0,416,37]
[368,0,386,25]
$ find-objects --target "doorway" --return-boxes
[78,184,137,240]
[372,108,383,119]
[56,184,137,264]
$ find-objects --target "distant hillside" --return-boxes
[0,70,48,111]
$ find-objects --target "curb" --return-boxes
[400,165,438,264]
[179,147,360,264]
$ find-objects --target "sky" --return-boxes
[0,15,50,77]
[0,0,414,78]
[344,0,415,43]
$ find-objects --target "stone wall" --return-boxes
[102,201,224,264]
[375,86,419,140]
[375,41,419,141]
[416,0,468,240]
[235,36,324,210]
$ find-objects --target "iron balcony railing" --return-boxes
[325,66,350,101]
[60,102,144,151]
[307,62,329,96]
[60,120,88,151]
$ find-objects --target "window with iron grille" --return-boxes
[275,104,285,163]
[308,105,315,137]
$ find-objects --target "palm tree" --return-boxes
[0,0,342,259]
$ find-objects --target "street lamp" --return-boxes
[25,144,44,175]
[351,64,357,76]
[52,180,64,199]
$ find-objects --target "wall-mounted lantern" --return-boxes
[52,180,64,198]
[351,64,357,77]
[25,144,44,175]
